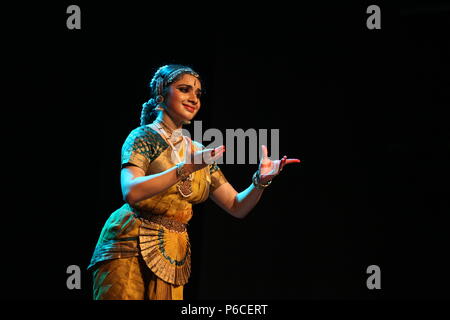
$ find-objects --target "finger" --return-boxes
[210,145,225,158]
[261,145,268,160]
[211,149,225,161]
[284,159,301,165]
[279,156,287,172]
[184,137,195,156]
[185,139,192,154]
[202,146,223,154]
[184,136,192,147]
[184,141,193,164]
[202,146,225,163]
[274,157,285,174]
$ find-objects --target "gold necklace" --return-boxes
[154,119,184,145]
[154,121,193,198]
[154,119,173,135]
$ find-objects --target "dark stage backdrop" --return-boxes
[4,2,449,301]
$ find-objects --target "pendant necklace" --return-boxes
[154,120,193,197]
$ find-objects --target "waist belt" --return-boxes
[140,214,187,233]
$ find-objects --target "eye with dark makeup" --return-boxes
[178,86,189,93]
[177,85,202,99]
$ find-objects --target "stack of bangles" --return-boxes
[252,171,271,190]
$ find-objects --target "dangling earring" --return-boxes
[154,95,165,111]
[155,95,164,104]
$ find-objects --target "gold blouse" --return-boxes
[88,124,228,286]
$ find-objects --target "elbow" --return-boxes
[124,194,134,207]
[123,189,138,207]
[227,198,248,219]
[233,213,246,219]
[126,197,137,208]
[124,186,155,207]
[228,206,247,220]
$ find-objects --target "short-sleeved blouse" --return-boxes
[88,123,228,286]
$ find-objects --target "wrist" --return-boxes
[252,171,271,190]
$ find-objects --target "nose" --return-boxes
[188,92,199,106]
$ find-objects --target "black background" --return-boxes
[4,1,449,302]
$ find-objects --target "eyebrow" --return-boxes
[177,83,202,92]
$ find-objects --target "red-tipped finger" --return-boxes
[212,151,224,162]
[186,139,193,156]
[215,146,224,153]
[285,159,301,165]
[280,156,287,171]
[212,146,225,160]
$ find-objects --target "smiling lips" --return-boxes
[183,104,195,113]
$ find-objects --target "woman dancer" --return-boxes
[88,64,300,300]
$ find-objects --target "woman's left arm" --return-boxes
[210,145,300,219]
[210,182,263,219]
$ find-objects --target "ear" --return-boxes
[161,86,171,100]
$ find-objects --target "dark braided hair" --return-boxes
[140,64,201,126]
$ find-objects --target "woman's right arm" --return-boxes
[121,144,225,206]
[121,165,181,206]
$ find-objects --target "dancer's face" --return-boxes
[164,74,202,124]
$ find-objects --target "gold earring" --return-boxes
[155,95,164,104]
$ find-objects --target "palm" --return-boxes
[259,157,276,176]
[184,137,225,173]
[259,145,301,184]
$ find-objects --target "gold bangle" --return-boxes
[252,171,271,189]
[176,163,190,181]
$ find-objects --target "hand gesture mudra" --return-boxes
[183,136,225,174]
[258,145,301,185]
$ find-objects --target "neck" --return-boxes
[155,111,183,131]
